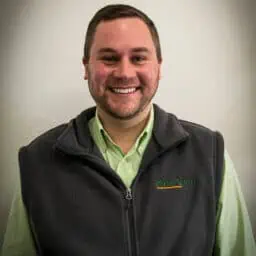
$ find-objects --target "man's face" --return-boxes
[83,18,162,120]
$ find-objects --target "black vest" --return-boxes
[19,104,224,256]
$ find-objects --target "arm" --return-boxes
[1,181,36,256]
[214,150,256,256]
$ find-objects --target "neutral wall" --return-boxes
[0,0,255,245]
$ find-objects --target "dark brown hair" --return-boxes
[83,4,162,63]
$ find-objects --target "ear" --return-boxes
[82,58,89,80]
[158,60,162,80]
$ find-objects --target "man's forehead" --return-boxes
[91,18,154,52]
[97,47,152,54]
[96,17,149,30]
[94,18,152,39]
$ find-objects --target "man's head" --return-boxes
[83,4,162,63]
[83,4,162,120]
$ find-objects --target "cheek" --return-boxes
[90,64,111,87]
[139,65,160,85]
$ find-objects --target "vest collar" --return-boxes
[54,104,189,156]
[152,104,189,150]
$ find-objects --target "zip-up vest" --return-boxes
[19,104,224,256]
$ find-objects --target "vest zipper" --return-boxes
[125,188,137,256]
[56,148,139,255]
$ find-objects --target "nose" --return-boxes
[113,57,136,78]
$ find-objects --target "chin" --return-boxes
[107,107,141,120]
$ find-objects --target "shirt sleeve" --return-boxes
[2,150,255,256]
[1,181,36,256]
[214,150,256,256]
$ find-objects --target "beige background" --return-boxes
[0,0,255,245]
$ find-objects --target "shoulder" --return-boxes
[179,118,220,139]
[19,107,96,157]
[154,104,222,140]
[178,118,224,159]
[153,103,224,151]
[26,123,68,149]
[154,103,216,133]
[19,122,70,161]
[179,118,224,158]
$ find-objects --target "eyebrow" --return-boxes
[97,47,151,54]
[132,47,151,54]
[98,48,116,54]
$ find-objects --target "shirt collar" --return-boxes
[94,104,154,155]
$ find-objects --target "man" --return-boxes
[1,4,256,256]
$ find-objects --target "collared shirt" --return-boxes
[87,106,154,188]
[1,105,256,255]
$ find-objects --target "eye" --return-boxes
[101,56,119,65]
[131,55,147,64]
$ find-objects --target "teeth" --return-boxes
[111,88,137,94]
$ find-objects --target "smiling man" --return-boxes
[83,15,161,154]
[1,4,256,256]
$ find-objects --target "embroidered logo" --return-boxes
[156,177,197,190]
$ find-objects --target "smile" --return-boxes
[110,87,139,94]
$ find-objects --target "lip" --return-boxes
[108,87,140,95]
[109,86,140,89]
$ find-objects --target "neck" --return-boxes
[97,104,152,153]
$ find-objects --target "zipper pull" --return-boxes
[125,188,133,200]
[125,188,132,209]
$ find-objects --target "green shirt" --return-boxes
[1,105,256,255]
